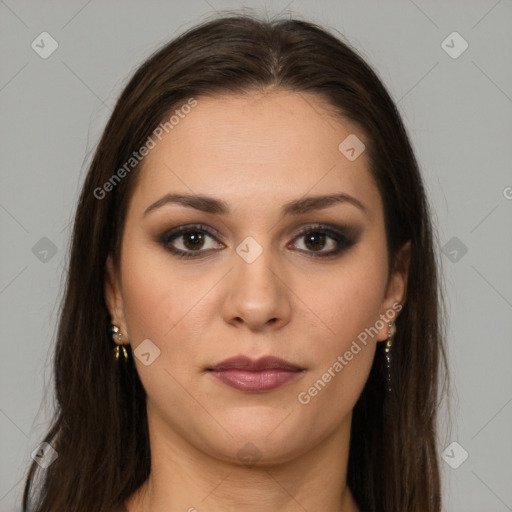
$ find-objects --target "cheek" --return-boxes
[303,253,388,351]
[293,278,382,426]
[292,247,387,410]
[119,242,206,365]
[118,251,215,422]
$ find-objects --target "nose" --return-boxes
[220,241,292,332]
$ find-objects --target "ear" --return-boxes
[105,254,129,342]
[376,240,411,341]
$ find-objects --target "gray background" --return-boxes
[1,1,511,510]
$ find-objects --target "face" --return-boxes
[105,90,409,465]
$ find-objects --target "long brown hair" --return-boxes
[23,12,448,512]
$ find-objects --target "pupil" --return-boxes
[184,231,204,250]
[305,232,325,251]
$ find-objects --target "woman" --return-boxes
[22,13,448,512]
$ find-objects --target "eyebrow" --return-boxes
[143,192,368,218]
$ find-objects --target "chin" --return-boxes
[198,420,310,466]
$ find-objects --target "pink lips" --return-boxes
[207,355,305,392]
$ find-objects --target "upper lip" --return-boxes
[207,355,303,372]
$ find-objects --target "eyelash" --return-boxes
[159,223,357,259]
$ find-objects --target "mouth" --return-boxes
[206,355,305,392]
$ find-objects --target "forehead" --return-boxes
[129,90,381,216]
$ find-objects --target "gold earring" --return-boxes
[110,324,129,363]
[114,344,128,362]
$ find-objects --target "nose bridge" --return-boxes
[222,234,291,329]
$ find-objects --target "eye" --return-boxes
[288,224,356,257]
[159,223,358,259]
[160,224,224,258]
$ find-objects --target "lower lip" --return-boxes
[210,369,303,392]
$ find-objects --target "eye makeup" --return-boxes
[157,222,361,260]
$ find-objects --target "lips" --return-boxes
[208,355,303,372]
[207,356,305,392]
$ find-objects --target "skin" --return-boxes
[105,89,410,512]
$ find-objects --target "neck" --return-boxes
[125,408,360,512]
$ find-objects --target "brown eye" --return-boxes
[181,230,205,251]
[160,223,358,259]
[289,224,357,257]
[160,224,224,258]
[303,231,328,252]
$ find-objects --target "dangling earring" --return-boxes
[110,324,128,363]
[384,322,396,392]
